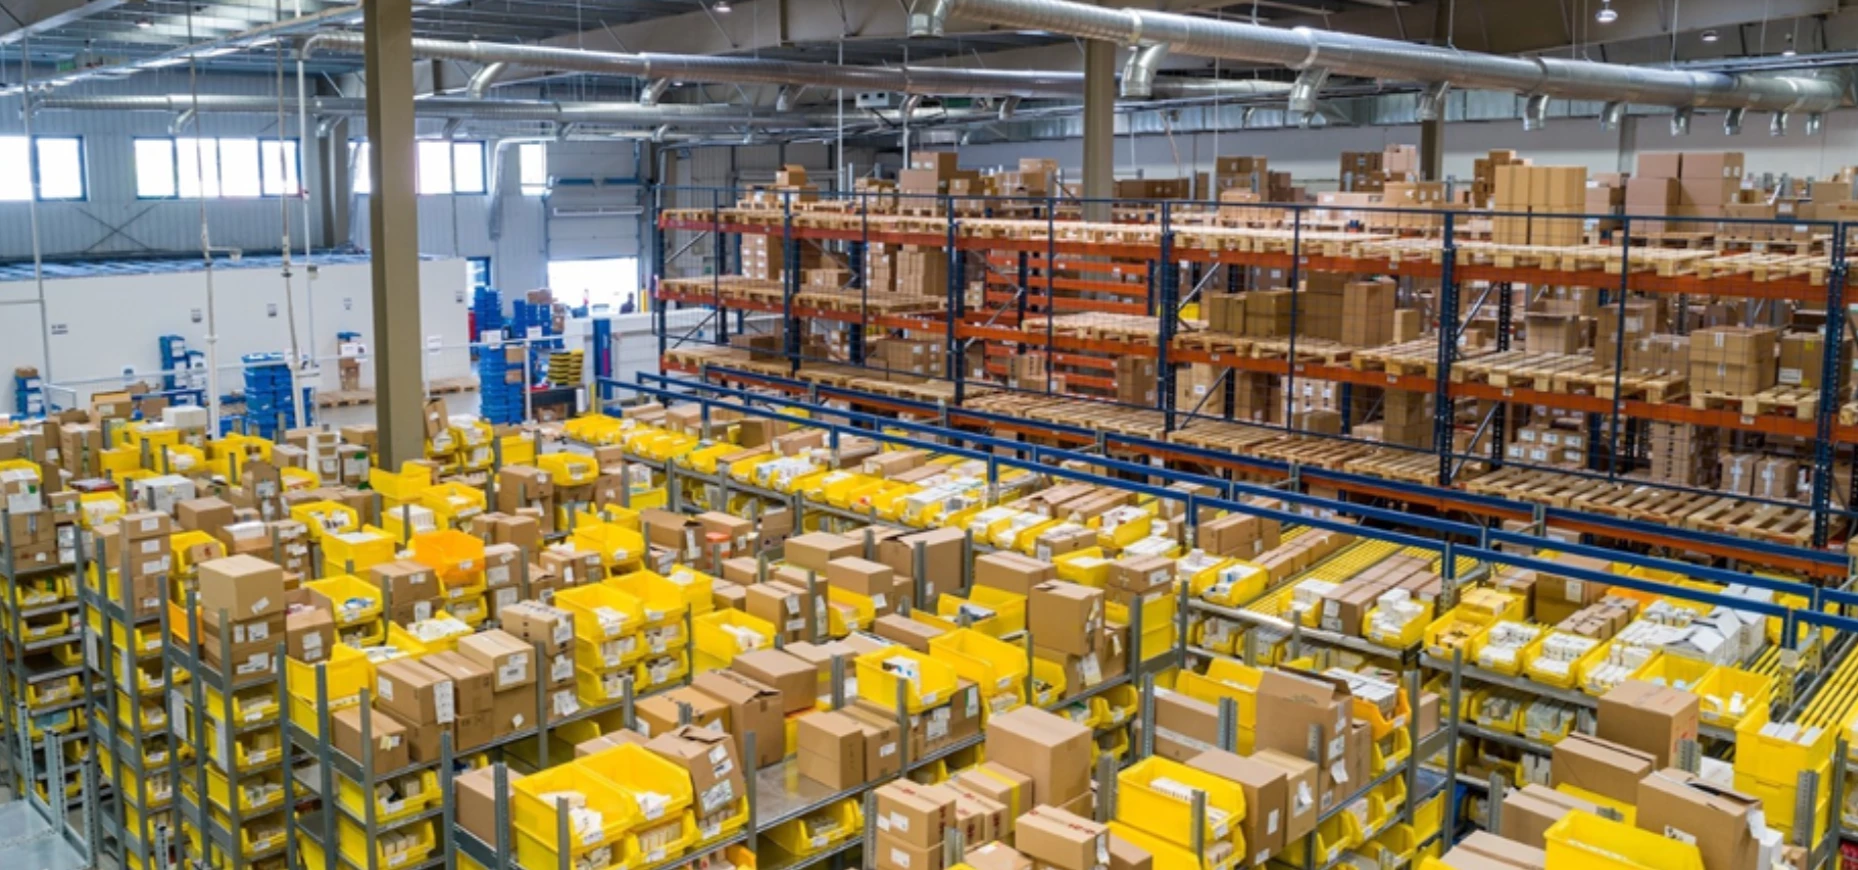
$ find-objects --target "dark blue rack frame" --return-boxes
[649,185,1858,576]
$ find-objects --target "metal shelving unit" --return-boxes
[652,190,1858,574]
[86,533,180,870]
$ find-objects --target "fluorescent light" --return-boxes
[1701,29,1719,43]
[714,0,732,12]
[1595,1,1617,23]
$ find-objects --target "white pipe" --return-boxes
[185,7,223,436]
[21,36,52,392]
[296,0,316,385]
[274,0,307,432]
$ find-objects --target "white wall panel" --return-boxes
[0,258,471,409]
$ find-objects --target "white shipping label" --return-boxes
[377,676,396,701]
[433,680,457,724]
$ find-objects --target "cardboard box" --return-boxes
[1106,834,1151,870]
[1253,670,1353,811]
[422,652,495,716]
[1596,679,1700,769]
[500,601,573,654]
[1453,833,1549,870]
[197,554,286,619]
[1252,749,1320,843]
[1152,690,1221,762]
[456,630,536,691]
[731,649,817,715]
[1499,784,1597,849]
[965,844,1033,870]
[646,726,748,818]
[875,781,955,848]
[1634,769,1762,870]
[877,527,964,604]
[1016,807,1108,870]
[796,710,866,789]
[873,613,945,653]
[1188,750,1288,865]
[984,707,1093,807]
[786,532,859,572]
[692,670,786,767]
[1028,581,1103,657]
[840,704,904,780]
[374,658,457,726]
[367,561,441,622]
[1637,152,1683,179]
[455,765,521,846]
[974,551,1055,597]
[1549,733,1655,805]
[875,832,944,870]
[636,686,727,737]
[332,705,409,772]
[286,606,335,664]
[827,557,898,610]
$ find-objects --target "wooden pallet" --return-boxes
[1743,385,1818,421]
[1686,498,1815,547]
[428,377,478,395]
[1689,390,1747,413]
[1246,337,1353,365]
[1175,331,1253,356]
[1351,340,1445,377]
[316,390,374,408]
[1344,450,1447,485]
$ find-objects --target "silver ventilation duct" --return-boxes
[914,0,1847,114]
[299,31,1290,103]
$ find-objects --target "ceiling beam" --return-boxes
[0,0,129,43]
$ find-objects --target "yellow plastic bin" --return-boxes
[557,584,645,643]
[693,609,773,671]
[763,798,860,857]
[1544,811,1704,870]
[1115,756,1246,849]
[855,647,958,713]
[1694,666,1774,728]
[929,629,1031,704]
[512,766,639,870]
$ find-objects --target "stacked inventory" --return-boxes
[3,472,88,820]
[509,300,564,385]
[13,366,44,417]
[477,344,527,425]
[547,349,585,387]
[89,510,178,870]
[239,353,309,440]
[173,554,290,870]
[471,287,504,344]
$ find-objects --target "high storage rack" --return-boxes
[88,530,177,870]
[1,508,94,824]
[652,190,1857,575]
[597,374,1858,867]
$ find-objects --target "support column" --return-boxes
[1081,38,1115,222]
[365,0,425,468]
[318,117,351,248]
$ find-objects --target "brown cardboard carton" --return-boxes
[1027,581,1103,657]
[455,765,521,846]
[874,780,955,848]
[1549,733,1655,805]
[1188,750,1289,864]
[873,614,945,653]
[984,706,1093,807]
[374,658,457,726]
[826,557,898,610]
[1252,749,1320,843]
[286,606,335,664]
[1016,807,1108,870]
[197,554,286,619]
[332,705,409,772]
[1499,784,1597,849]
[1152,690,1221,762]
[875,832,944,870]
[1455,833,1549,870]
[1634,769,1762,870]
[636,686,726,737]
[644,726,748,818]
[1596,679,1700,768]
[840,705,904,780]
[730,648,816,715]
[691,670,786,767]
[456,630,536,691]
[967,842,1032,870]
[422,652,494,715]
[1637,152,1683,179]
[974,551,1056,597]
[1106,834,1152,870]
[796,710,866,789]
[1253,670,1353,811]
[785,532,859,572]
[877,527,964,603]
[953,762,1035,827]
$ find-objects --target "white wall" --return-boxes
[951,113,1852,187]
[0,257,473,408]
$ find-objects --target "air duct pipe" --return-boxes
[300,31,1289,102]
[912,0,1846,114]
[33,94,880,128]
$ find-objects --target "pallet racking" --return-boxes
[651,189,1858,572]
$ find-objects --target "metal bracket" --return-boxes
[1288,66,1331,119]
[1772,111,1790,137]
[641,78,673,106]
[1723,107,1746,135]
[1599,100,1625,130]
[1807,112,1825,136]
[1522,93,1550,131]
[1416,81,1451,122]
[1671,106,1693,136]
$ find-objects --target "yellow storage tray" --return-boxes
[305,575,384,629]
[184,765,285,815]
[411,529,487,583]
[606,570,692,627]
[693,608,773,671]
[1629,654,1717,692]
[338,815,437,870]
[1115,756,1246,849]
[930,628,1031,705]
[575,634,646,673]
[574,524,647,572]
[856,647,959,713]
[538,453,601,487]
[762,798,860,857]
[286,644,373,737]
[337,768,441,825]
[576,665,635,706]
[636,652,691,692]
[419,481,488,528]
[1107,821,1239,870]
[290,500,360,542]
[934,586,1027,638]
[1693,666,1773,728]
[1544,811,1703,870]
[322,527,397,576]
[578,743,695,817]
[513,766,639,870]
[1520,631,1606,690]
[557,584,645,643]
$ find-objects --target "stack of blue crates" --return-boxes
[241,352,311,439]
[477,341,525,424]
[472,287,504,356]
[509,300,563,384]
[12,368,43,418]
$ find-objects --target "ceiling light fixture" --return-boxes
[714,0,732,13]
[1594,0,1617,24]
[1700,29,1719,43]
[1783,34,1796,57]
[134,16,152,27]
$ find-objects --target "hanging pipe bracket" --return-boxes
[1288,66,1329,121]
[1771,111,1790,137]
[1522,93,1550,131]
[1807,112,1824,136]
[1671,106,1694,136]
[1120,44,1170,99]
[1599,100,1625,130]
[170,107,197,135]
[641,78,673,106]
[1724,107,1746,135]
[1416,81,1450,122]
[908,0,955,37]
[998,95,1020,121]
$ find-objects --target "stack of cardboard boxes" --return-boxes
[1494,165,1585,246]
[1472,149,1524,209]
[1688,326,1778,395]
